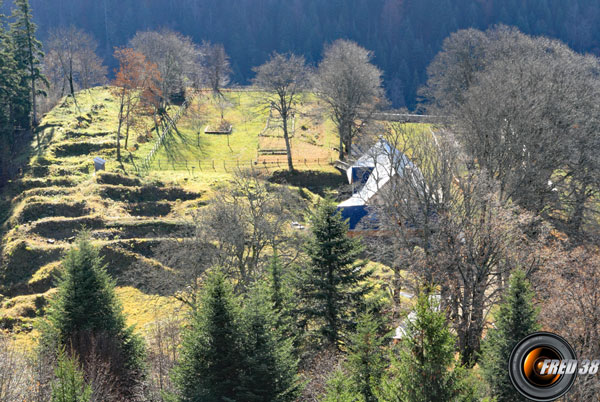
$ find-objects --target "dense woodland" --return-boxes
[2,0,600,401]
[3,0,600,108]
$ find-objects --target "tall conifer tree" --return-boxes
[44,232,145,396]
[380,291,477,401]
[174,271,301,401]
[240,286,301,402]
[0,1,18,183]
[173,271,247,401]
[481,269,540,402]
[297,200,372,348]
[10,0,46,130]
[324,313,385,402]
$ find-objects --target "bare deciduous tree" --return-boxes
[146,314,182,400]
[112,48,162,163]
[199,170,305,289]
[0,334,31,401]
[130,29,200,104]
[537,245,600,401]
[369,124,539,365]
[314,39,385,160]
[46,26,107,107]
[424,25,600,239]
[142,170,305,301]
[252,52,310,171]
[200,41,231,96]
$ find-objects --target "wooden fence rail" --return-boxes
[146,157,334,174]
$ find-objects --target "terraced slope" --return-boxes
[0,86,395,341]
[0,89,204,336]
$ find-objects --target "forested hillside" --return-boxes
[2,0,600,400]
[3,0,600,108]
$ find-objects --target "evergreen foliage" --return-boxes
[297,200,373,348]
[380,291,477,402]
[346,313,386,402]
[44,232,145,392]
[324,313,385,402]
[269,251,285,313]
[268,252,296,342]
[239,286,301,402]
[481,269,540,402]
[173,270,300,401]
[0,0,17,179]
[51,348,92,402]
[9,0,46,128]
[323,369,357,402]
[173,270,246,401]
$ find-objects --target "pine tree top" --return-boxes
[47,233,128,339]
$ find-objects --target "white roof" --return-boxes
[340,139,416,207]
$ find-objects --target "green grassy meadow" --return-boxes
[0,86,431,348]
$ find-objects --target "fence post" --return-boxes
[212,160,215,171]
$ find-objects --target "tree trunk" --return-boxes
[116,101,124,163]
[344,121,353,157]
[68,64,79,111]
[282,115,294,171]
[338,127,345,160]
[568,181,587,237]
[124,102,131,149]
[31,66,37,127]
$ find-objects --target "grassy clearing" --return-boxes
[116,286,185,336]
[124,90,340,175]
[1,85,433,345]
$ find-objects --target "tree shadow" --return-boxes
[268,169,347,197]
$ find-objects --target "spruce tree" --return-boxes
[269,252,285,312]
[298,200,372,348]
[9,0,46,130]
[268,252,297,342]
[44,232,145,394]
[51,348,92,402]
[347,313,385,402]
[0,0,18,182]
[173,270,247,401]
[481,269,540,402]
[325,313,385,402]
[174,271,301,401]
[240,286,301,402]
[323,369,357,402]
[380,291,476,402]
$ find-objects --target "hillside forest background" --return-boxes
[3,0,600,109]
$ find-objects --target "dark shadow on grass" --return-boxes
[268,169,347,197]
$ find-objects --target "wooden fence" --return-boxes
[149,157,334,173]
